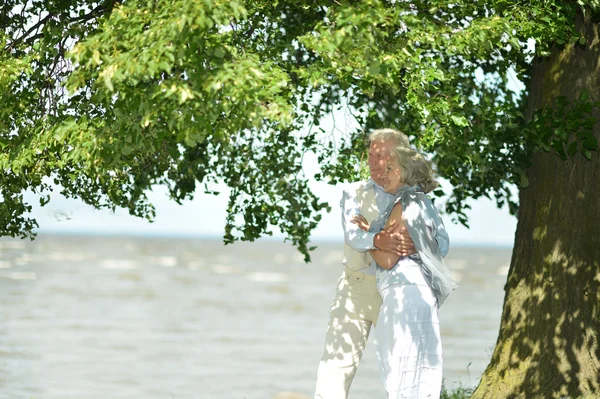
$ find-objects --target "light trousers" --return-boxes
[314,267,382,399]
[375,283,442,399]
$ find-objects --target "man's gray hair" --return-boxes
[390,146,440,193]
[368,128,410,148]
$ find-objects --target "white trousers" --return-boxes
[375,284,443,399]
[314,267,382,399]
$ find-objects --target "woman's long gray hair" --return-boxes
[390,146,439,193]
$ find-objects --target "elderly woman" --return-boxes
[352,146,456,399]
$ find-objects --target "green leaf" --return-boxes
[551,140,567,160]
[368,62,381,75]
[39,195,51,206]
[582,136,598,150]
[103,71,114,91]
[214,47,225,58]
[554,127,567,141]
[540,142,551,152]
[122,146,134,156]
[450,115,469,127]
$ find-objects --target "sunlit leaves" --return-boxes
[2,0,600,259]
[300,1,598,225]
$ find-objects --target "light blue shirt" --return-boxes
[370,185,456,306]
[340,180,449,275]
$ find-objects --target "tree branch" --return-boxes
[5,1,117,52]
[70,3,109,24]
[6,13,53,52]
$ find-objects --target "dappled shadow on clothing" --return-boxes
[376,281,442,399]
[314,271,381,398]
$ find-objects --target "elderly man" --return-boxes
[314,128,449,399]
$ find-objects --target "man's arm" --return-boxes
[341,187,377,252]
[369,204,404,269]
[342,184,415,256]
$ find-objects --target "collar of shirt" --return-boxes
[392,184,423,197]
[371,180,396,212]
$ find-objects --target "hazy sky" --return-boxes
[26,175,518,247]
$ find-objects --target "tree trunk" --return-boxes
[471,11,600,399]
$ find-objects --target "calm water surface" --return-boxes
[0,235,511,399]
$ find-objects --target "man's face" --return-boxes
[368,139,396,186]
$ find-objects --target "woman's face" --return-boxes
[382,161,404,194]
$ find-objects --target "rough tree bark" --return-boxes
[471,10,600,399]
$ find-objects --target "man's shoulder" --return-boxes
[341,179,372,195]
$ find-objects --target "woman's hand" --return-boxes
[351,214,370,231]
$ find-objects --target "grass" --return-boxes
[439,386,597,399]
[441,383,475,399]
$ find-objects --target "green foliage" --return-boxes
[1,0,599,259]
[524,92,599,161]
[441,383,474,399]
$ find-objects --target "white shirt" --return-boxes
[340,179,398,275]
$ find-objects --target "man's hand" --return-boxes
[373,221,416,256]
[350,214,371,232]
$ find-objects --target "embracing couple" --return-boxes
[314,128,457,399]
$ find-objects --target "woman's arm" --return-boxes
[369,204,406,269]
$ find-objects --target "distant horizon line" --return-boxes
[10,229,514,249]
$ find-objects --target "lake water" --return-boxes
[0,234,511,399]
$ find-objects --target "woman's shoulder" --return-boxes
[416,191,435,204]
[410,192,443,223]
[395,188,432,205]
[398,191,437,219]
[385,203,406,229]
